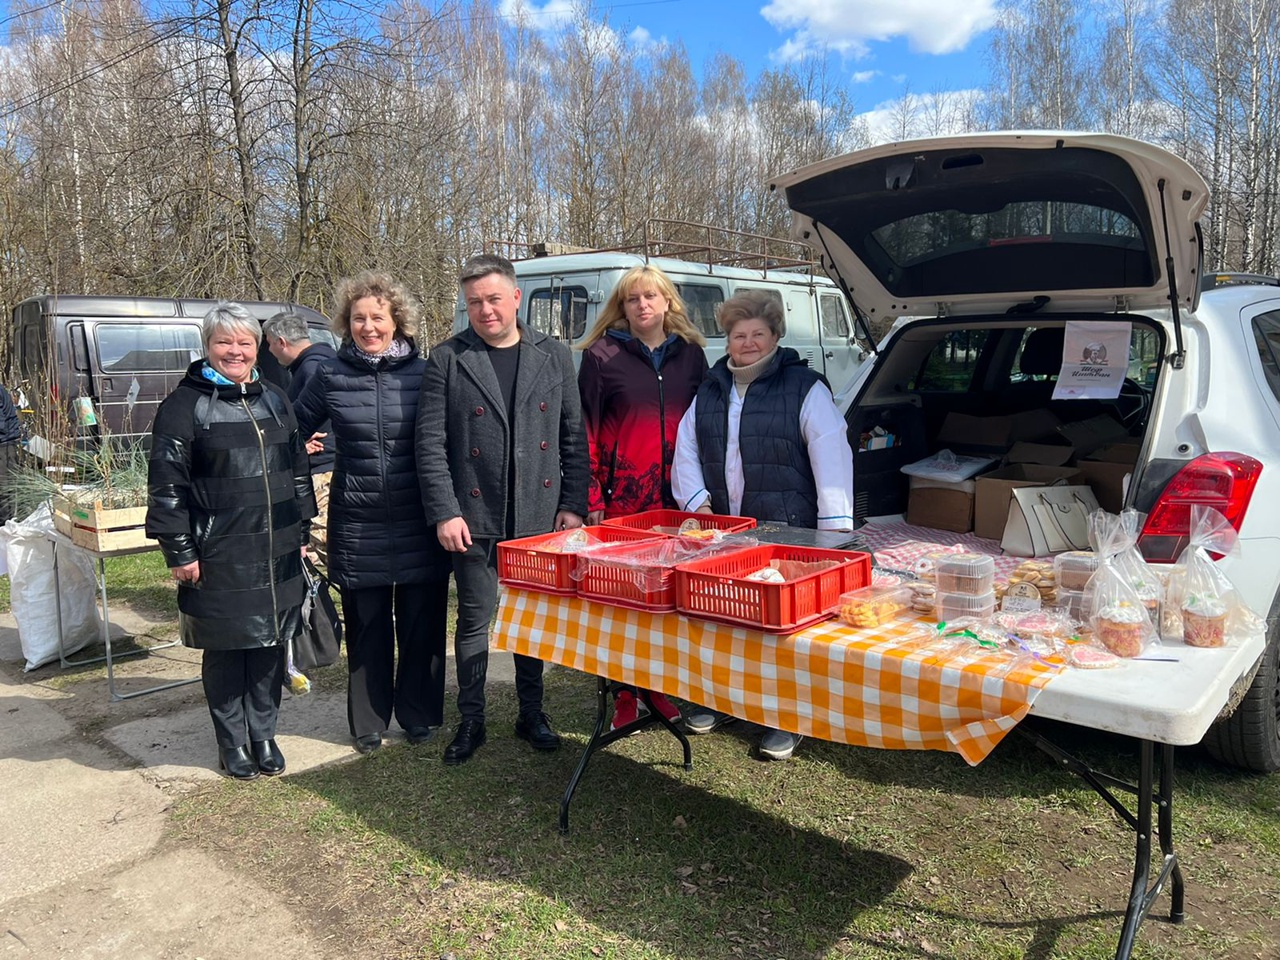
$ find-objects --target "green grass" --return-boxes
[171,675,1280,960]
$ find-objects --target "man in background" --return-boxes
[264,312,336,564]
[0,382,23,525]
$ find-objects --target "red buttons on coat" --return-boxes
[475,406,484,416]
[543,479,552,487]
[539,402,548,411]
[471,447,480,457]
[470,488,481,497]
[540,441,549,450]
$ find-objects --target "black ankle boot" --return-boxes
[218,745,260,780]
[250,739,285,776]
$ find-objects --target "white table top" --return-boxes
[1030,631,1267,745]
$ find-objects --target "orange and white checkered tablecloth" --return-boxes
[494,588,1061,765]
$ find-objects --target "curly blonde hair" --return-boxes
[332,270,421,341]
[580,264,706,349]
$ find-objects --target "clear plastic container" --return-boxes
[934,553,996,595]
[937,590,997,621]
[1054,588,1088,622]
[835,583,912,628]
[912,549,960,581]
[1054,550,1099,591]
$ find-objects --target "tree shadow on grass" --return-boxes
[291,675,913,960]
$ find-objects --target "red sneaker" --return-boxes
[611,690,641,731]
[647,692,682,723]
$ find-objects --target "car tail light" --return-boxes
[1137,452,1262,561]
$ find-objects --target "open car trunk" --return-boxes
[845,314,1161,554]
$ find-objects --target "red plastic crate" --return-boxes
[497,526,665,595]
[675,544,873,633]
[602,509,757,536]
[576,537,752,611]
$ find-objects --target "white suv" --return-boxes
[770,132,1280,772]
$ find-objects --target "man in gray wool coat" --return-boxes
[416,253,590,765]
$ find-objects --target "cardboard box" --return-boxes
[972,442,1079,540]
[907,476,975,533]
[1057,415,1130,458]
[936,409,1063,453]
[1076,441,1141,513]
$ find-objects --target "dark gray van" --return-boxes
[12,294,336,445]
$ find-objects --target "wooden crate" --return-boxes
[52,494,155,552]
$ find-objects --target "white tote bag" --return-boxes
[1001,484,1100,557]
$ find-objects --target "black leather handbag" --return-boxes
[295,557,342,670]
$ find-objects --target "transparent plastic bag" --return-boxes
[1172,506,1245,648]
[571,534,757,591]
[1086,558,1158,658]
[1089,508,1162,622]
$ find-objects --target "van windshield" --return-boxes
[95,322,202,373]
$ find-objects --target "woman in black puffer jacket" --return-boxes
[146,302,316,780]
[293,271,451,754]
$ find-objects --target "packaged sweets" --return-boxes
[1173,505,1247,648]
[1001,558,1059,604]
[836,584,912,628]
[934,553,995,595]
[1094,600,1150,658]
[1053,551,1098,591]
[1086,510,1159,658]
[937,590,997,621]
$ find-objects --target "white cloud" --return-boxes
[499,0,575,33]
[629,25,668,54]
[761,0,998,59]
[851,70,878,83]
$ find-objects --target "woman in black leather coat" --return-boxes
[146,302,316,780]
[293,271,451,754]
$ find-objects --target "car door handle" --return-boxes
[824,350,834,359]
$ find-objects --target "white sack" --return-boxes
[1,503,101,671]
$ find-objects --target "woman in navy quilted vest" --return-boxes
[293,272,451,755]
[146,302,316,780]
[578,263,709,732]
[672,291,854,761]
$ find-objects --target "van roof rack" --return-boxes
[486,218,819,278]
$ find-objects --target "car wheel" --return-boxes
[1201,624,1280,773]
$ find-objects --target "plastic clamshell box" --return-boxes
[497,526,666,595]
[1054,551,1100,591]
[601,509,757,536]
[1053,588,1089,622]
[937,590,998,621]
[675,544,873,634]
[835,583,913,628]
[933,553,996,595]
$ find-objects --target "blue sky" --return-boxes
[506,0,997,132]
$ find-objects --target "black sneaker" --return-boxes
[443,719,486,765]
[514,711,561,751]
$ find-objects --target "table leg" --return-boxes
[1017,730,1182,960]
[559,679,697,834]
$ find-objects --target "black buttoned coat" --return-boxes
[416,324,589,539]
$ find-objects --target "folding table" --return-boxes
[48,531,199,702]
[492,586,1267,960]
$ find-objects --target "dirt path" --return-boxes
[0,608,360,959]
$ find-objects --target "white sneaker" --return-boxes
[759,729,802,761]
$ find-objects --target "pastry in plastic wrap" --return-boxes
[745,566,786,583]
[909,581,936,615]
[934,553,995,595]
[1182,595,1229,648]
[1095,601,1148,658]
[1068,644,1120,669]
[837,584,911,628]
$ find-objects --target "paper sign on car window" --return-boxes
[1051,321,1130,400]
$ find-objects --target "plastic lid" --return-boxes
[936,590,998,614]
[1054,551,1100,572]
[935,553,996,577]
[838,584,913,605]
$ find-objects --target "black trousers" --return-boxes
[340,579,450,739]
[453,538,544,723]
[202,646,285,749]
[0,442,18,525]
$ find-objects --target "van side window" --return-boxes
[1253,310,1280,403]
[910,331,991,391]
[95,323,202,373]
[20,324,46,378]
[675,283,724,338]
[526,286,586,341]
[819,293,850,339]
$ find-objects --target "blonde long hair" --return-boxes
[579,264,707,349]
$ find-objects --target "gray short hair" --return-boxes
[202,301,262,348]
[261,311,311,345]
[459,254,516,287]
[717,291,786,338]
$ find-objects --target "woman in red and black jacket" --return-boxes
[578,264,709,730]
